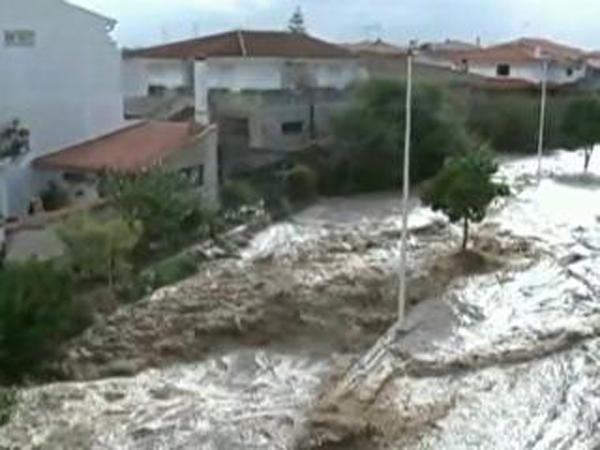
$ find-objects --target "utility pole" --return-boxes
[536,54,549,183]
[398,41,416,324]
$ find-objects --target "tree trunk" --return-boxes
[584,147,593,172]
[462,217,469,251]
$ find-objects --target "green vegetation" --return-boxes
[330,79,474,193]
[465,90,583,154]
[40,181,70,212]
[562,96,600,171]
[0,119,30,160]
[101,170,209,249]
[141,252,199,292]
[0,261,89,380]
[288,6,306,34]
[285,164,318,204]
[221,179,261,211]
[422,148,510,250]
[466,92,541,153]
[58,214,142,291]
[0,387,17,426]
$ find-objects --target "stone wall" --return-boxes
[209,88,351,176]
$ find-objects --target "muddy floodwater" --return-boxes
[2,150,600,449]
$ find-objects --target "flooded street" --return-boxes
[2,151,600,449]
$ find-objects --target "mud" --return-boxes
[58,198,493,381]
[2,150,599,450]
[304,151,600,450]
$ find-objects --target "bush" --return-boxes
[101,169,206,249]
[422,148,510,250]
[58,214,142,291]
[0,261,87,380]
[562,96,600,171]
[330,79,474,194]
[221,180,260,211]
[141,252,198,291]
[285,164,318,204]
[466,90,576,154]
[40,182,70,212]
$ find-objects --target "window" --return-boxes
[4,30,35,47]
[281,121,304,135]
[181,165,204,186]
[566,67,574,77]
[148,85,167,96]
[496,64,511,77]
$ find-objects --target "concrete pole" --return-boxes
[398,44,414,323]
[537,59,548,183]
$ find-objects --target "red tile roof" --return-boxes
[34,121,204,173]
[453,37,585,64]
[124,30,354,60]
[343,39,407,57]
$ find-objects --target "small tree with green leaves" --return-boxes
[0,261,86,380]
[422,149,510,250]
[562,96,600,172]
[101,169,205,249]
[59,214,142,291]
[288,6,306,34]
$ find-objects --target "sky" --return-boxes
[73,0,600,50]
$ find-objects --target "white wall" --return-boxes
[467,60,586,84]
[122,57,191,97]
[0,0,124,216]
[194,57,367,124]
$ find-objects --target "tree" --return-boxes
[285,164,318,203]
[0,261,86,380]
[100,169,206,249]
[58,214,142,291]
[288,6,306,34]
[562,96,600,172]
[422,149,510,250]
[330,79,474,193]
[0,119,30,161]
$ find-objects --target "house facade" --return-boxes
[0,0,124,218]
[453,38,587,85]
[33,121,220,207]
[123,30,368,175]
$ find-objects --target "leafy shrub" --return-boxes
[330,79,474,194]
[0,119,30,160]
[220,180,261,211]
[58,214,142,290]
[101,169,205,248]
[562,96,600,171]
[285,164,318,204]
[40,182,70,212]
[422,148,510,250]
[0,261,87,380]
[142,252,198,291]
[118,252,200,303]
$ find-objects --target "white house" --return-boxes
[0,0,124,218]
[33,121,220,207]
[122,30,368,125]
[452,38,587,85]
